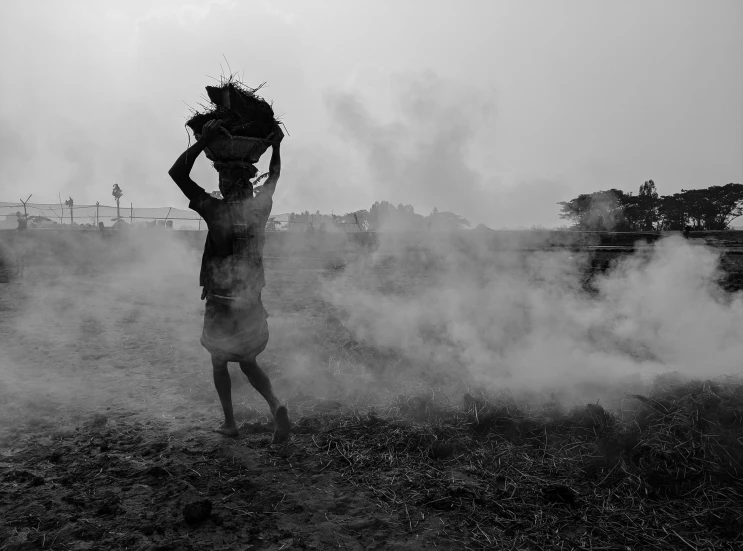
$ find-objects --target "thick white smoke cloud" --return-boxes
[0,230,205,429]
[318,71,741,396]
[324,235,742,394]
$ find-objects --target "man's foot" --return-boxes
[213,423,239,437]
[272,406,291,444]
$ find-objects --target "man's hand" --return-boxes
[200,119,226,143]
[269,124,284,147]
[169,120,225,196]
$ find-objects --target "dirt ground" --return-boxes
[1,233,742,550]
[0,243,460,550]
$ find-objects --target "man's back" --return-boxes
[193,190,273,299]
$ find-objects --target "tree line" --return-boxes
[558,181,743,232]
[286,201,472,232]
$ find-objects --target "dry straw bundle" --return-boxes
[186,75,282,165]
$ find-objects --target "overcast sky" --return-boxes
[0,0,740,227]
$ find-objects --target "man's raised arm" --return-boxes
[259,126,284,197]
[168,119,223,201]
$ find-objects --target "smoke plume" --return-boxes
[324,231,742,396]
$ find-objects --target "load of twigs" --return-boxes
[186,74,279,140]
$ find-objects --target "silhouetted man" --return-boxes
[14,212,28,277]
[168,119,290,443]
[16,211,27,231]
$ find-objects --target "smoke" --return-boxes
[324,71,573,228]
[0,72,739,438]
[0,229,206,435]
[323,233,743,397]
[2,220,742,444]
[0,122,34,184]
[0,226,373,439]
[315,71,742,399]
[324,72,493,223]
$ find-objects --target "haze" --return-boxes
[0,0,740,228]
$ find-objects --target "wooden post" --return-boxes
[96,202,99,227]
[130,202,133,225]
[20,195,31,218]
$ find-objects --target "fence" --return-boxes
[0,200,372,232]
[0,201,304,231]
[0,201,202,229]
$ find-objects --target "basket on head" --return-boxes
[199,135,272,164]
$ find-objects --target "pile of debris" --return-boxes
[186,77,281,165]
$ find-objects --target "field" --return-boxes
[1,229,743,550]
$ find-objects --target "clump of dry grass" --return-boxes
[297,375,743,549]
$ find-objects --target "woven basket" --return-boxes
[200,135,272,164]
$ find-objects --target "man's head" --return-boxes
[216,162,258,200]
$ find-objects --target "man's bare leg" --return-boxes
[239,359,291,443]
[212,356,239,437]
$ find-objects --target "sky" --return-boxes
[0,0,740,228]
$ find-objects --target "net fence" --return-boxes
[0,201,299,231]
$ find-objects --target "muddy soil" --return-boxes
[0,256,453,550]
[1,410,451,551]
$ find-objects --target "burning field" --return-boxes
[1,229,743,550]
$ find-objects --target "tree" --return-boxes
[112,184,124,221]
[289,202,470,232]
[346,210,371,231]
[636,180,659,230]
[557,189,628,231]
[685,183,743,230]
[265,217,281,231]
[427,210,471,231]
[657,193,686,230]
[560,182,743,232]
[64,196,74,224]
[654,184,743,231]
[621,180,660,231]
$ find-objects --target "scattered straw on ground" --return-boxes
[4,377,740,550]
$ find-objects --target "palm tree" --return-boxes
[64,196,74,224]
[112,184,123,221]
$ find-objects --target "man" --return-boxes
[16,211,27,231]
[168,119,290,443]
[15,211,27,278]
